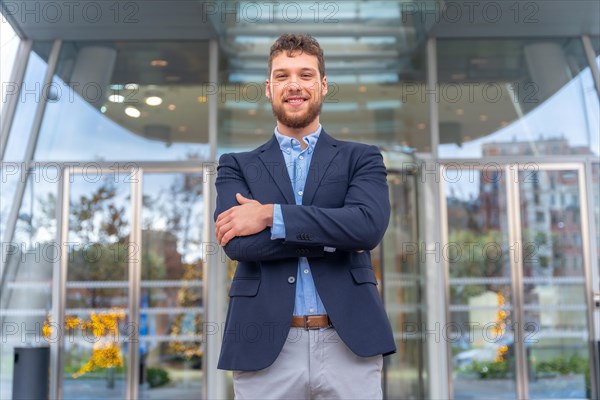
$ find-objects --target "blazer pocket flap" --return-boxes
[350,267,378,285]
[229,279,260,297]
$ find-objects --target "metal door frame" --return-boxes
[49,161,208,400]
[381,167,424,399]
[440,161,598,400]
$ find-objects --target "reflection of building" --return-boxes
[482,138,595,278]
[1,1,599,400]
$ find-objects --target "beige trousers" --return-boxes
[233,327,383,400]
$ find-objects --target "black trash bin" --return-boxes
[12,347,50,400]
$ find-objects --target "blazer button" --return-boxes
[288,276,296,284]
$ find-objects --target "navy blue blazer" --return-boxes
[214,130,396,371]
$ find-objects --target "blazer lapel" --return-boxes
[302,130,339,205]
[259,135,296,204]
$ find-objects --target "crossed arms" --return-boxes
[214,145,390,262]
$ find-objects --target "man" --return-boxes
[214,33,395,399]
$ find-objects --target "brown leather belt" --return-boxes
[291,315,332,330]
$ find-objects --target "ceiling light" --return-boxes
[125,107,141,118]
[168,104,176,110]
[197,96,207,103]
[108,94,125,103]
[100,106,107,113]
[146,96,163,106]
[151,59,168,67]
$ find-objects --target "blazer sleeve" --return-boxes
[214,153,325,262]
[280,145,391,251]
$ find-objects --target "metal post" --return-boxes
[49,165,70,400]
[427,37,439,158]
[577,163,599,400]
[434,162,451,399]
[204,38,229,400]
[507,164,529,400]
[127,168,143,400]
[582,35,600,100]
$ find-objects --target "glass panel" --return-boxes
[445,168,517,399]
[437,39,599,158]
[63,174,130,399]
[519,169,591,399]
[139,173,204,399]
[0,18,21,118]
[383,169,426,399]
[3,44,50,161]
[0,163,21,243]
[34,41,210,161]
[217,2,430,154]
[0,166,58,399]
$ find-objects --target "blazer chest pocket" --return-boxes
[350,267,378,285]
[229,279,260,297]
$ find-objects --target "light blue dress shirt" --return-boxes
[270,125,327,316]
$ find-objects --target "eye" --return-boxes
[276,74,287,79]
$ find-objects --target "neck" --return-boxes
[276,119,320,143]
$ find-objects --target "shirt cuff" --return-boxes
[270,204,286,240]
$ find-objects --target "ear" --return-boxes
[265,79,272,101]
[321,75,328,97]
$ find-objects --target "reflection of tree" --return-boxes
[141,174,204,362]
[448,229,505,303]
[66,182,129,308]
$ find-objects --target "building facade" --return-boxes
[1,1,599,399]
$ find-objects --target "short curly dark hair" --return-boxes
[268,33,325,79]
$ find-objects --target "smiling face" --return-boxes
[266,51,328,136]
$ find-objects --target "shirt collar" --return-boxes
[274,124,322,154]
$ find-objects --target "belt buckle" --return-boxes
[304,315,319,330]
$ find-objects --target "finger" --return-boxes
[236,193,250,204]
[220,229,236,246]
[217,221,234,243]
[216,213,232,230]
[216,208,232,224]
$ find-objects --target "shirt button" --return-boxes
[288,276,296,284]
[298,190,303,196]
[299,155,304,160]
[304,269,309,274]
[309,308,314,313]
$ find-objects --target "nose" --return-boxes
[284,81,302,93]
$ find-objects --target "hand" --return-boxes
[216,193,273,246]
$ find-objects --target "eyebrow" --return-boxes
[272,68,317,74]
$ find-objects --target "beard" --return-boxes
[271,97,323,129]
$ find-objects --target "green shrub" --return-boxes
[535,354,588,375]
[464,360,509,379]
[146,367,170,388]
